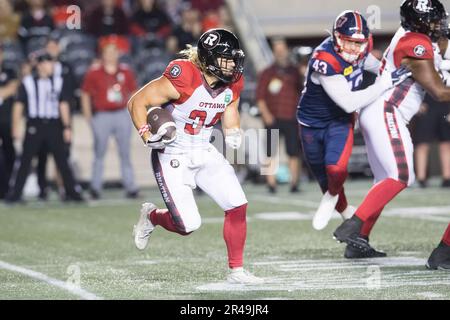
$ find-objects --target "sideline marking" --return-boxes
[0,260,102,300]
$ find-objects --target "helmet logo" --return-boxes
[413,0,431,13]
[336,16,348,28]
[203,32,220,49]
[169,64,182,78]
[414,45,426,56]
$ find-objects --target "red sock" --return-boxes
[326,165,348,196]
[224,203,247,268]
[360,207,384,238]
[355,178,406,222]
[150,209,191,236]
[335,188,348,213]
[442,223,450,246]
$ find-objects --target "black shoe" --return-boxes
[268,185,277,194]
[426,241,450,270]
[418,180,428,188]
[441,179,450,188]
[333,215,363,243]
[290,185,300,193]
[38,190,48,201]
[344,237,387,259]
[126,190,140,199]
[89,189,100,200]
[64,193,85,202]
[4,195,25,205]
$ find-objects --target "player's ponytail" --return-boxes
[178,45,207,73]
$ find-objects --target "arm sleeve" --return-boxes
[162,60,195,102]
[230,76,244,103]
[255,69,270,101]
[394,33,434,67]
[81,69,95,95]
[318,73,386,113]
[16,83,27,105]
[59,76,72,103]
[364,53,381,74]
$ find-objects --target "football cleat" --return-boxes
[344,238,387,259]
[426,241,450,270]
[133,203,156,250]
[227,268,264,284]
[312,191,339,230]
[333,215,363,243]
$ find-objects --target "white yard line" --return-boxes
[0,260,102,300]
[196,256,450,292]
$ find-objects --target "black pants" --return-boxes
[7,119,79,200]
[0,123,16,198]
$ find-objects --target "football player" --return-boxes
[297,10,411,258]
[334,0,450,262]
[128,28,263,284]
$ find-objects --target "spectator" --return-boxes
[412,94,450,188]
[17,0,54,53]
[0,43,19,199]
[6,51,83,203]
[169,7,202,52]
[85,0,129,37]
[190,0,224,13]
[130,0,172,39]
[80,43,139,199]
[256,38,302,193]
[0,0,21,42]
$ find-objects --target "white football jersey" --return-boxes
[162,59,243,153]
[379,27,438,123]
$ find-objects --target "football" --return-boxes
[147,107,177,143]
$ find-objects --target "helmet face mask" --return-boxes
[334,32,368,63]
[197,29,245,83]
[332,11,370,64]
[401,0,449,42]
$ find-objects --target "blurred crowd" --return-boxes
[0,0,234,97]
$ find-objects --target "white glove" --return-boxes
[145,128,169,149]
[379,65,412,90]
[225,128,242,149]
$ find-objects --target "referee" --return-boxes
[6,51,83,203]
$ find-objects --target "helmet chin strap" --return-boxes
[339,52,359,63]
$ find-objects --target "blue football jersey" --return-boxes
[298,37,367,128]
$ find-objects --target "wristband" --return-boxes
[138,124,150,137]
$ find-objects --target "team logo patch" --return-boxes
[344,66,353,76]
[170,65,182,78]
[170,159,180,168]
[413,0,431,13]
[414,45,426,57]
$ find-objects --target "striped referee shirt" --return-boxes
[16,72,69,119]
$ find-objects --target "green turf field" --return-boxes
[0,178,449,300]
